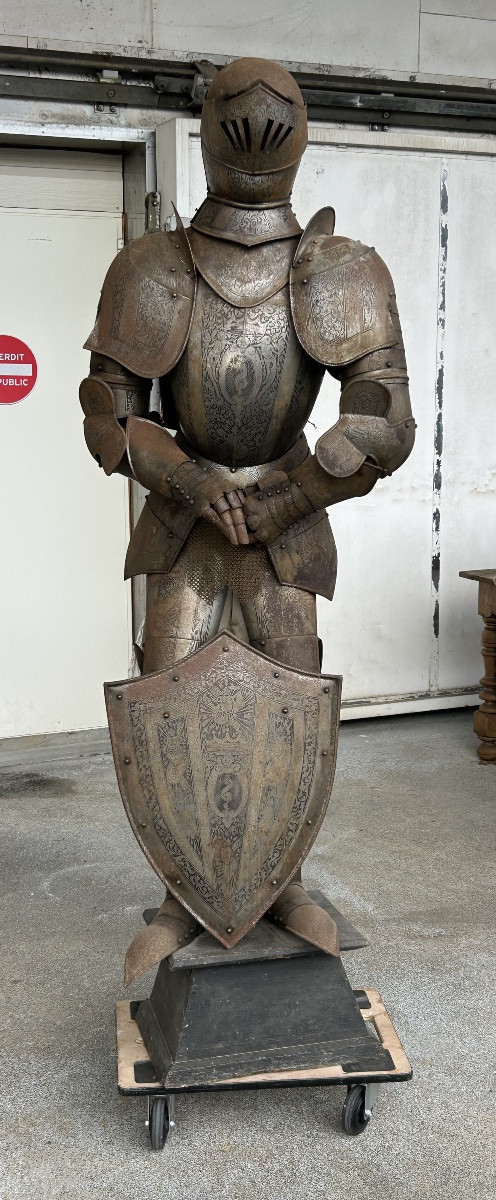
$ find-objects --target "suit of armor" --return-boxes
[80,59,414,977]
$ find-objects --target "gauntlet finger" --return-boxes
[225,489,243,510]
[230,507,250,545]
[212,496,231,515]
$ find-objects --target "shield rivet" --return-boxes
[116,693,123,700]
[282,707,288,714]
[323,686,329,693]
[322,750,328,756]
[140,821,147,829]
[124,757,131,764]
[163,712,170,719]
[223,645,229,652]
[274,671,279,678]
[173,675,179,681]
[306,818,312,825]
[176,878,181,885]
[226,926,234,933]
[271,879,278,885]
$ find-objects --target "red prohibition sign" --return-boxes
[0,335,38,404]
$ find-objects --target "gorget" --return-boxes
[191,195,302,247]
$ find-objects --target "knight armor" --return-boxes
[80,57,415,978]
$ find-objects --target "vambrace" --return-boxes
[125,416,235,519]
[79,353,152,475]
[320,337,416,478]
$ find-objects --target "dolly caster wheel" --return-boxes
[147,1096,170,1150]
[342,1083,378,1136]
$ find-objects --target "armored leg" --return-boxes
[125,525,337,984]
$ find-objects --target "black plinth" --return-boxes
[136,898,392,1089]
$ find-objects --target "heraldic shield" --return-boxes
[105,632,341,948]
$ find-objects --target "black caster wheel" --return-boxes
[149,1095,170,1150]
[341,1085,370,1136]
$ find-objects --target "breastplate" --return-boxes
[168,275,324,468]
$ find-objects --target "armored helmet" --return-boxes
[200,57,307,204]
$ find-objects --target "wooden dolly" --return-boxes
[116,896,412,1148]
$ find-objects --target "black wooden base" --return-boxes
[137,951,395,1089]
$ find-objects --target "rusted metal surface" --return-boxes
[84,219,196,379]
[187,228,299,307]
[191,197,302,247]
[105,632,341,947]
[168,275,324,469]
[139,518,326,672]
[199,57,308,208]
[290,230,399,367]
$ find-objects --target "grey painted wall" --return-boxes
[1,1,496,87]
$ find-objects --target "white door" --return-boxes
[157,119,496,717]
[0,150,131,737]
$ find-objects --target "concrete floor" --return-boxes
[0,709,494,1200]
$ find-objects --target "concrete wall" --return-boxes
[1,1,496,88]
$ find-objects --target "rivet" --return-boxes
[172,292,177,298]
[386,361,392,368]
[276,488,281,494]
[223,645,229,652]
[189,928,195,935]
[140,821,147,829]
[176,878,181,885]
[271,879,278,885]
[274,671,280,678]
[186,267,192,273]
[180,488,185,495]
[284,486,290,492]
[226,926,234,933]
[166,475,171,482]
[267,491,272,497]
[231,467,236,473]
[296,481,302,487]
[306,818,312,825]
[280,543,286,549]
[260,640,266,647]
[323,686,329,693]
[163,711,170,719]
[124,757,131,765]
[185,493,190,500]
[116,693,123,700]
[175,483,181,490]
[302,278,308,284]
[167,531,173,538]
[171,266,176,272]
[282,707,288,714]
[322,750,328,756]
[173,675,179,681]
[257,494,264,501]
[190,500,195,505]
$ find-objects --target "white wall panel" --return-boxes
[1,0,152,47]
[0,152,131,737]
[421,1,496,17]
[420,12,496,78]
[152,0,419,73]
[438,156,496,690]
[0,149,123,212]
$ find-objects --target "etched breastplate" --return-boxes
[168,275,324,468]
